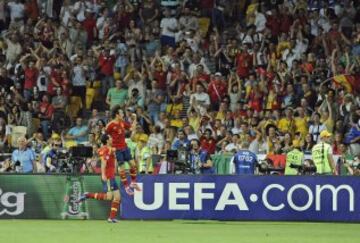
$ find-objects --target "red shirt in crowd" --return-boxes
[236,51,252,78]
[83,16,97,43]
[207,80,227,103]
[153,70,167,90]
[266,15,281,37]
[200,0,214,10]
[99,53,115,76]
[47,69,62,96]
[191,73,210,91]
[98,145,116,179]
[105,120,131,150]
[24,67,39,90]
[200,136,216,154]
[39,101,55,120]
[279,14,293,33]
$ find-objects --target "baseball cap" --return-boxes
[320,130,332,138]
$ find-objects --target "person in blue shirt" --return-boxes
[65,117,88,144]
[11,136,36,173]
[42,141,63,173]
[233,141,258,175]
[187,139,214,174]
[172,129,190,150]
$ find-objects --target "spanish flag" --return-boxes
[333,75,354,93]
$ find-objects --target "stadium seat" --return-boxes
[10,126,27,148]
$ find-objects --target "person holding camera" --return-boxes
[284,140,304,175]
[42,141,62,173]
[11,136,36,173]
[188,139,214,174]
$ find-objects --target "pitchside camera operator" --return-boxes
[42,140,67,173]
[187,139,214,174]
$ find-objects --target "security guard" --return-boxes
[284,140,304,175]
[311,130,338,175]
[135,135,153,174]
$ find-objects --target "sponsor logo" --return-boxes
[68,181,81,215]
[134,183,355,212]
[0,188,26,216]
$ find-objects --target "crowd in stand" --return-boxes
[0,0,359,175]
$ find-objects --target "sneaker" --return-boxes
[125,186,134,196]
[75,192,89,203]
[107,218,118,223]
[130,182,142,192]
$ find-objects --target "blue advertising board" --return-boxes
[122,175,360,222]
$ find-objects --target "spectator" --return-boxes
[106,80,128,109]
[65,117,88,144]
[11,136,36,173]
[187,139,214,174]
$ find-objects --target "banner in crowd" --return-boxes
[122,175,360,222]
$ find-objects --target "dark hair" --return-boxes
[111,105,123,119]
[100,134,110,145]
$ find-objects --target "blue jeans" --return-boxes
[101,76,114,96]
[212,8,226,32]
[40,120,51,139]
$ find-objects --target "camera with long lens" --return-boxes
[166,148,191,174]
[289,159,317,175]
[68,146,93,174]
[257,159,285,175]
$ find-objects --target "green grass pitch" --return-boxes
[1,220,359,243]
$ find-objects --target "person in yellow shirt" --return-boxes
[320,97,334,133]
[294,107,309,139]
[277,107,295,136]
[170,110,184,128]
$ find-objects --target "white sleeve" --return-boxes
[204,94,210,106]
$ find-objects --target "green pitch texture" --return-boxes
[0,220,358,243]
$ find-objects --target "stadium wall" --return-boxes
[0,175,359,222]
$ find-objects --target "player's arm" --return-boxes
[100,156,107,181]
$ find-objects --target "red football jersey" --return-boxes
[105,120,131,150]
[98,146,116,179]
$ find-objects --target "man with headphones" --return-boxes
[187,139,214,174]
[311,130,338,175]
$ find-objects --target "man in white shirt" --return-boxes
[7,0,25,25]
[160,8,178,47]
[254,10,266,32]
[190,84,210,115]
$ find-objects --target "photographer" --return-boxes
[187,139,214,174]
[284,140,304,175]
[11,136,36,173]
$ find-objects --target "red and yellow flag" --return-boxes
[333,75,354,93]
